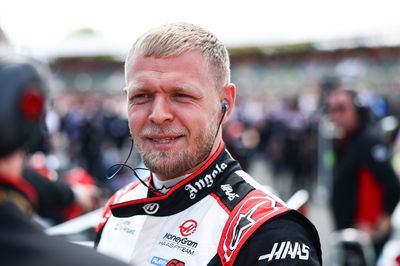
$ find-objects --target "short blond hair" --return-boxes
[125,22,230,90]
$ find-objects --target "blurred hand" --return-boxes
[71,184,101,212]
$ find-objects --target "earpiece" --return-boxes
[221,100,229,112]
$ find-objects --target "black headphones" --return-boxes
[221,100,229,112]
[0,56,46,157]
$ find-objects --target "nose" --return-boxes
[148,97,173,124]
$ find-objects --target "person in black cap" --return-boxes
[0,54,129,266]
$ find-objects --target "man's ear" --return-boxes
[123,87,128,95]
[220,83,236,123]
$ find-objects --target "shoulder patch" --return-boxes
[218,189,289,265]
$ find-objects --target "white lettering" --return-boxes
[258,242,278,261]
[220,184,239,201]
[185,184,198,199]
[259,242,310,261]
[204,174,213,187]
[185,163,227,199]
[273,241,286,260]
[300,243,310,260]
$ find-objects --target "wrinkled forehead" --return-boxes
[126,51,219,90]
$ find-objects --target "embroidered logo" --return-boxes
[158,233,198,255]
[179,219,197,236]
[114,220,135,235]
[221,184,239,201]
[143,203,160,214]
[185,163,227,199]
[220,193,288,263]
[166,259,185,266]
[258,241,310,261]
[151,256,169,266]
[230,204,258,250]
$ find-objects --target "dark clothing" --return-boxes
[209,211,322,265]
[331,126,400,230]
[0,174,128,266]
[23,167,76,223]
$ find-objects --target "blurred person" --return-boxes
[61,94,104,182]
[25,152,102,224]
[265,95,313,200]
[95,22,322,265]
[326,88,400,257]
[0,54,129,266]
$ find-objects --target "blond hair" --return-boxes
[125,22,230,90]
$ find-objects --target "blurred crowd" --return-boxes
[29,76,400,220]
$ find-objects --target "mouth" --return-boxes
[144,134,184,150]
[148,136,181,143]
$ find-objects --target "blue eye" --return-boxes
[129,94,152,104]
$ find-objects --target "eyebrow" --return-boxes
[127,82,148,92]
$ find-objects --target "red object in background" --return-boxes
[63,168,99,220]
[20,87,45,121]
[355,166,383,226]
[64,168,97,186]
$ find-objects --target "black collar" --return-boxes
[111,143,241,217]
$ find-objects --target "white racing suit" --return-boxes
[95,143,322,265]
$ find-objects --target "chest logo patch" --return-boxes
[179,219,198,236]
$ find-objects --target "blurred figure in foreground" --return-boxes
[326,88,400,258]
[0,55,128,266]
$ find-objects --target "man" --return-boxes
[0,55,128,266]
[326,88,400,256]
[96,22,322,265]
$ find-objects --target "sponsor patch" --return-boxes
[221,184,239,201]
[114,220,136,235]
[158,233,198,255]
[166,259,185,266]
[259,241,310,261]
[185,163,227,199]
[151,256,169,266]
[179,220,197,236]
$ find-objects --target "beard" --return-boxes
[133,115,218,178]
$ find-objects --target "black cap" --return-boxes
[0,56,46,157]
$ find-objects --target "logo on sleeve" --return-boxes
[259,241,310,261]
